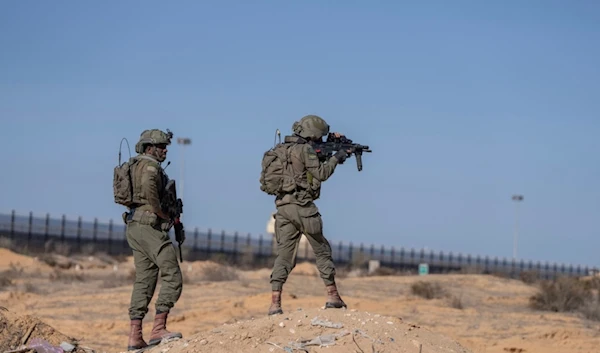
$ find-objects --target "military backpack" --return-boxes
[259,143,298,195]
[113,157,139,207]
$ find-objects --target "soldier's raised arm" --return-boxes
[302,144,339,182]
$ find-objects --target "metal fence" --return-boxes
[0,210,595,279]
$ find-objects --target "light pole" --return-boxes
[511,194,524,260]
[177,137,192,220]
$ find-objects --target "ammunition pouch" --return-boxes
[127,209,170,231]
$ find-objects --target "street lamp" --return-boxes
[177,137,192,220]
[511,194,524,260]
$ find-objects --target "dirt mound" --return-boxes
[130,308,472,353]
[0,248,45,270]
[0,307,87,352]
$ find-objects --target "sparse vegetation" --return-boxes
[200,265,240,282]
[529,276,600,321]
[448,294,464,309]
[0,236,15,250]
[411,281,446,299]
[519,270,541,285]
[368,266,398,276]
[49,268,86,282]
[0,272,13,289]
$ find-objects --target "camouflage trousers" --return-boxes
[270,203,336,291]
[125,220,183,320]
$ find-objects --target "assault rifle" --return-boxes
[313,133,372,171]
[162,179,185,262]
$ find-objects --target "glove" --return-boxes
[334,149,349,164]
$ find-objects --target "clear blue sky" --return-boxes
[1,1,598,268]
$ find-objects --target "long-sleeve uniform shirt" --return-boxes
[275,135,340,207]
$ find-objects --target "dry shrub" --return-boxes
[579,297,600,321]
[80,243,97,255]
[519,270,541,285]
[49,269,86,282]
[448,295,464,309]
[0,236,15,250]
[0,263,26,289]
[21,282,44,294]
[582,277,600,291]
[368,266,398,276]
[0,272,13,289]
[200,265,239,282]
[529,276,592,312]
[411,281,446,299]
[100,268,136,288]
[459,266,485,275]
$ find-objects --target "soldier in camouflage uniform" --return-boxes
[268,115,352,315]
[125,129,183,350]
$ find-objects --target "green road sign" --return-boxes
[418,263,429,275]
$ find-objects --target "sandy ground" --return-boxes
[1,248,600,353]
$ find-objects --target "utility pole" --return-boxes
[511,194,524,260]
[177,137,192,220]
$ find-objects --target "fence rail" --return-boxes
[0,210,595,280]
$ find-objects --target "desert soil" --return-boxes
[1,248,600,353]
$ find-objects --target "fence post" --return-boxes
[193,227,199,250]
[391,246,395,265]
[369,244,374,258]
[93,218,98,242]
[337,241,343,262]
[108,219,113,254]
[44,213,50,241]
[220,230,225,253]
[233,231,239,256]
[60,214,66,242]
[380,245,385,262]
[258,234,263,257]
[206,228,212,254]
[348,242,353,264]
[10,210,15,238]
[359,243,364,263]
[28,211,33,241]
[77,216,82,247]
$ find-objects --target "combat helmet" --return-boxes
[292,115,330,140]
[135,129,173,153]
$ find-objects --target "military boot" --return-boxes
[325,283,347,309]
[268,290,283,315]
[148,311,182,346]
[127,319,148,351]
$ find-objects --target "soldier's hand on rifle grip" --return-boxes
[334,149,350,164]
[332,132,345,138]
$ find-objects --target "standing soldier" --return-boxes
[116,129,183,350]
[259,115,352,315]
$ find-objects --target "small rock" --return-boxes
[279,322,285,327]
[289,329,295,334]
[200,339,208,345]
[60,342,76,352]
